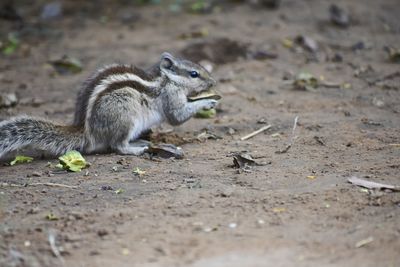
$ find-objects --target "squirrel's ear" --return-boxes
[160,52,175,70]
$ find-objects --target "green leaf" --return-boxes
[58,150,88,172]
[2,34,19,56]
[10,155,33,166]
[133,167,146,176]
[50,55,83,75]
[190,0,211,13]
[385,47,400,63]
[45,212,58,221]
[195,108,216,118]
[115,188,124,194]
[293,72,319,91]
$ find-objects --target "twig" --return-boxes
[29,182,78,189]
[320,81,341,88]
[0,182,78,189]
[48,229,65,266]
[240,125,272,141]
[276,116,299,154]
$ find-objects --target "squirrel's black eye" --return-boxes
[189,71,199,78]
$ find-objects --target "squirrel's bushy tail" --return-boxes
[0,116,86,159]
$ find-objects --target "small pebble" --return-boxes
[228,222,237,229]
[257,219,265,225]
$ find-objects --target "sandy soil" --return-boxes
[1,1,399,266]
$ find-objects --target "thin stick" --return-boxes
[29,182,78,189]
[0,182,78,189]
[240,125,272,141]
[276,116,299,154]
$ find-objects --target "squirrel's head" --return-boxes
[159,52,216,96]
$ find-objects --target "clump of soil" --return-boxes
[180,37,249,64]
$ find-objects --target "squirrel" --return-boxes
[0,52,220,159]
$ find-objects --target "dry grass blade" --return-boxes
[0,182,78,189]
[276,116,299,153]
[30,182,78,189]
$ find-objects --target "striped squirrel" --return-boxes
[0,52,220,159]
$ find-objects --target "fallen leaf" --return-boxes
[384,46,400,63]
[10,155,33,166]
[2,34,19,55]
[133,167,146,176]
[293,72,319,91]
[281,38,293,49]
[273,207,286,213]
[307,175,317,180]
[355,236,374,248]
[46,213,58,221]
[232,153,260,169]
[115,188,124,194]
[58,150,88,172]
[348,176,400,192]
[49,55,83,75]
[148,143,184,159]
[341,83,352,89]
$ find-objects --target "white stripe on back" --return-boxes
[85,73,162,135]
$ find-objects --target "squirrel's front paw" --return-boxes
[199,99,218,110]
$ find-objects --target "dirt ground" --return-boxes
[1,0,400,266]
